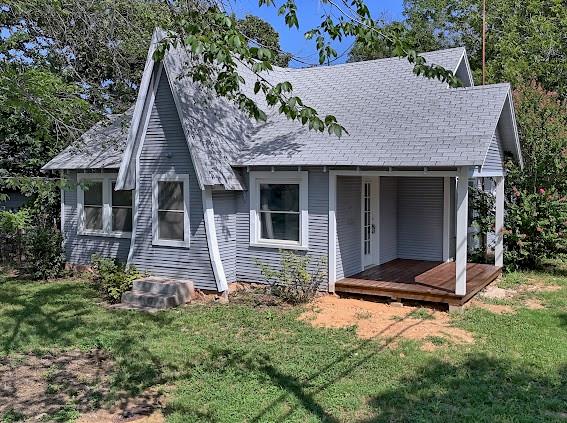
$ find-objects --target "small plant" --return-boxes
[91,254,142,303]
[425,336,447,346]
[408,308,434,320]
[22,226,65,280]
[256,250,327,304]
[355,310,373,320]
[2,409,25,423]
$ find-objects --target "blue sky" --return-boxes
[228,0,404,67]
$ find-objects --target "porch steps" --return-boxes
[120,277,194,310]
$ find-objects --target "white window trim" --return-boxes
[76,173,133,239]
[152,173,191,248]
[249,171,309,250]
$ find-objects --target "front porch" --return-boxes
[328,168,505,307]
[335,259,502,306]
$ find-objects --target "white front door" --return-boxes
[361,177,379,268]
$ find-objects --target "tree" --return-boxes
[2,0,171,113]
[237,14,290,67]
[401,0,567,97]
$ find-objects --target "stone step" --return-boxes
[120,277,195,310]
[121,290,183,310]
[133,277,193,298]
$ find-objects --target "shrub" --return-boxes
[257,250,327,304]
[22,225,65,280]
[504,187,567,270]
[468,185,495,263]
[0,209,30,264]
[91,254,142,303]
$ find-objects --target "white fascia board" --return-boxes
[452,48,474,88]
[202,188,228,292]
[506,88,524,169]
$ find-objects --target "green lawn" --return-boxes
[0,268,566,422]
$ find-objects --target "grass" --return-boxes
[0,269,566,422]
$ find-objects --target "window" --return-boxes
[83,181,103,231]
[112,182,133,233]
[152,174,190,247]
[77,174,133,238]
[250,172,308,249]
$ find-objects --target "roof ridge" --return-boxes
[455,82,511,91]
[272,46,466,73]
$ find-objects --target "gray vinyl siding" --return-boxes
[336,176,361,279]
[482,128,504,174]
[128,72,217,290]
[61,171,130,264]
[379,177,398,264]
[397,177,444,261]
[235,169,329,289]
[213,191,237,284]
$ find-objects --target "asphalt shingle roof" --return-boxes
[42,107,133,171]
[43,43,516,189]
[234,48,510,168]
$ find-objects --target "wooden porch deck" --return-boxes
[335,259,502,306]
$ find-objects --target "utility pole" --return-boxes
[482,0,487,85]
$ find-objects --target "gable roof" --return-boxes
[43,30,522,188]
[42,107,133,170]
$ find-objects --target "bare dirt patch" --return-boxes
[299,296,474,346]
[471,300,515,314]
[524,298,545,310]
[0,350,163,422]
[481,285,512,300]
[516,283,561,293]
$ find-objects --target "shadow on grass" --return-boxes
[363,356,567,422]
[195,316,427,422]
[0,279,181,396]
[197,347,567,422]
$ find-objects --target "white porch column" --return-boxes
[442,176,451,261]
[455,167,469,296]
[494,176,505,267]
[328,171,337,292]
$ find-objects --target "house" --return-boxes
[42,31,522,308]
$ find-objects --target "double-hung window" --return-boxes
[250,171,308,249]
[77,174,133,237]
[152,174,190,247]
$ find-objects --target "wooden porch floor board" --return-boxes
[335,259,501,306]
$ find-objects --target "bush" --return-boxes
[257,250,327,304]
[0,209,30,264]
[502,83,567,269]
[468,185,495,263]
[22,226,65,280]
[91,254,142,303]
[504,187,567,270]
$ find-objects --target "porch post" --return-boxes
[328,171,337,292]
[442,176,451,261]
[494,175,505,267]
[455,167,469,296]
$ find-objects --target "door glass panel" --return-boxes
[363,181,371,256]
